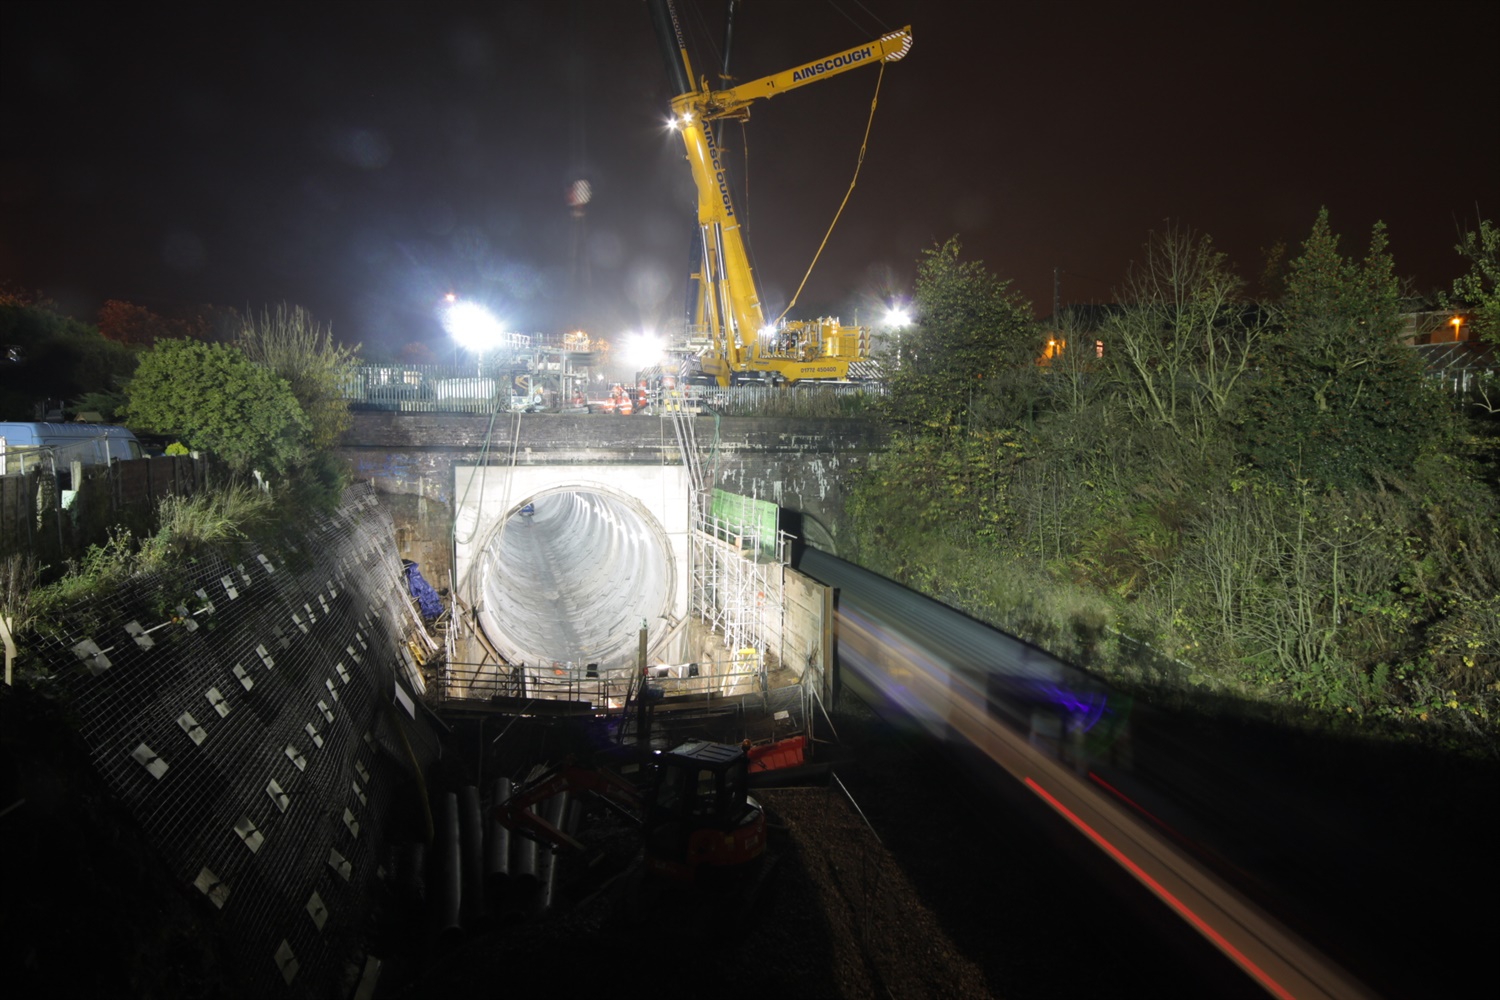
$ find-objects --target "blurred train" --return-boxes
[796,547,1379,1000]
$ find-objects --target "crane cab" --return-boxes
[645,739,765,879]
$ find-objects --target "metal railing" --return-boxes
[436,657,769,708]
[341,363,535,413]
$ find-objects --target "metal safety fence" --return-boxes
[31,482,438,999]
[436,656,769,709]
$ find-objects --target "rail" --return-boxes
[436,658,769,708]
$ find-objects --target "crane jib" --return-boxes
[790,46,874,82]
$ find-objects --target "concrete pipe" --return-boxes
[486,776,513,888]
[475,490,675,674]
[536,792,569,912]
[458,785,486,928]
[431,792,462,938]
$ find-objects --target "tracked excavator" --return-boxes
[647,0,913,386]
[495,739,766,880]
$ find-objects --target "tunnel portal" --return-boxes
[457,466,691,675]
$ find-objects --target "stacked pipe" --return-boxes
[458,786,486,927]
[535,792,569,912]
[485,776,512,892]
[428,774,585,935]
[431,793,462,939]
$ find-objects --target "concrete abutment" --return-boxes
[337,412,882,670]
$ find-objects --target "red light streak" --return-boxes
[1088,770,1187,842]
[1024,776,1296,1000]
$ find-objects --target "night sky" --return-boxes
[3,1,1496,358]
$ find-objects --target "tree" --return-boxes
[0,302,138,419]
[234,305,359,452]
[1243,209,1445,484]
[96,299,213,348]
[1446,218,1500,344]
[1441,218,1500,416]
[1102,225,1262,455]
[882,237,1037,429]
[125,339,308,475]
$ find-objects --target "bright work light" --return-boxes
[884,306,911,328]
[444,300,508,353]
[622,330,665,369]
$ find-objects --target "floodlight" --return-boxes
[884,307,911,328]
[444,300,507,353]
[622,331,665,369]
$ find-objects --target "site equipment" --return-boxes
[648,0,913,386]
[495,739,766,880]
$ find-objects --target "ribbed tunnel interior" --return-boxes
[476,490,674,674]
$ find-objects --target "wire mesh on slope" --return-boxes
[36,483,437,999]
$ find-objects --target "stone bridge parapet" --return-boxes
[336,412,885,587]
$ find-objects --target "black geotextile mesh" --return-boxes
[36,483,438,998]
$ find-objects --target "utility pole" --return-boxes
[1053,266,1061,322]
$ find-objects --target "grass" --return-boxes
[27,484,277,623]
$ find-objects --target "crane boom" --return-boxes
[649,0,913,385]
[704,27,912,116]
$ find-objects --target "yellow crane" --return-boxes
[648,0,913,386]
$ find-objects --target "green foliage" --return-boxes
[28,485,277,620]
[0,303,139,419]
[70,389,129,422]
[848,426,1023,549]
[0,553,38,636]
[235,304,358,453]
[1102,226,1263,457]
[842,215,1500,745]
[125,339,309,475]
[138,486,277,566]
[882,238,1038,429]
[1445,218,1500,344]
[29,527,140,617]
[1243,210,1448,485]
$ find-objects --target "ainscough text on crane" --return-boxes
[791,46,873,82]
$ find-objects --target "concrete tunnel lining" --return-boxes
[454,465,692,675]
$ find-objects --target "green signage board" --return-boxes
[709,489,778,559]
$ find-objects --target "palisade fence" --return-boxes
[32,482,439,999]
[341,363,528,413]
[340,364,883,417]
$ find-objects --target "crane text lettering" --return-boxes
[703,126,734,217]
[791,46,873,82]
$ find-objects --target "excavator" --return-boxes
[647,0,913,386]
[495,739,766,880]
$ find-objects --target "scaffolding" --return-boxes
[690,496,786,665]
[432,401,792,709]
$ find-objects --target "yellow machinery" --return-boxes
[648,0,913,386]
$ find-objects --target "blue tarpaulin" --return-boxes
[403,561,443,621]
